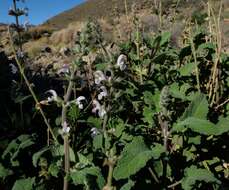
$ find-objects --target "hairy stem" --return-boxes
[8,28,57,143]
[62,65,76,190]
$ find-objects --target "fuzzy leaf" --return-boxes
[71,166,105,189]
[181,93,208,120]
[113,137,164,180]
[120,180,135,190]
[51,144,76,162]
[32,147,50,167]
[173,117,229,135]
[179,62,195,76]
[12,177,35,190]
[182,166,220,190]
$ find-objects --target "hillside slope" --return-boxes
[43,0,149,29]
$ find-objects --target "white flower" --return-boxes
[47,90,58,102]
[98,106,106,118]
[92,100,106,118]
[90,127,100,138]
[57,64,70,75]
[117,54,127,71]
[94,70,106,85]
[98,86,108,100]
[62,121,70,134]
[75,96,86,109]
[9,63,18,74]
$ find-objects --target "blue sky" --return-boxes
[0,0,85,25]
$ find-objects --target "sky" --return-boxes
[0,0,85,25]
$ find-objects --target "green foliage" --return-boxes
[120,180,135,190]
[113,137,165,180]
[0,163,13,180]
[173,117,229,135]
[181,166,221,190]
[180,93,208,120]
[71,166,105,189]
[12,177,35,190]
[2,135,35,166]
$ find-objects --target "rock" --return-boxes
[41,46,52,53]
[59,47,71,56]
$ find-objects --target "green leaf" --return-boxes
[14,94,32,103]
[153,160,172,178]
[179,62,195,76]
[142,106,154,126]
[93,134,103,150]
[113,137,164,180]
[160,32,171,46]
[51,144,76,162]
[32,147,50,167]
[68,104,80,122]
[77,152,91,166]
[120,180,135,190]
[48,163,60,177]
[114,120,125,138]
[216,117,229,135]
[181,166,220,190]
[12,177,35,190]
[0,163,13,179]
[87,117,102,129]
[2,135,35,166]
[173,117,229,135]
[71,166,105,189]
[143,91,154,106]
[181,93,208,120]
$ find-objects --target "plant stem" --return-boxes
[62,65,76,190]
[8,28,57,143]
[124,0,129,24]
[148,167,160,184]
[189,27,200,92]
[107,164,114,187]
[167,180,182,188]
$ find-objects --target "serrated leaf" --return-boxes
[12,177,35,190]
[32,147,50,167]
[182,166,220,190]
[113,137,164,180]
[120,180,135,190]
[181,93,208,120]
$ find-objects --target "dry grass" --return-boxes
[23,37,49,57]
